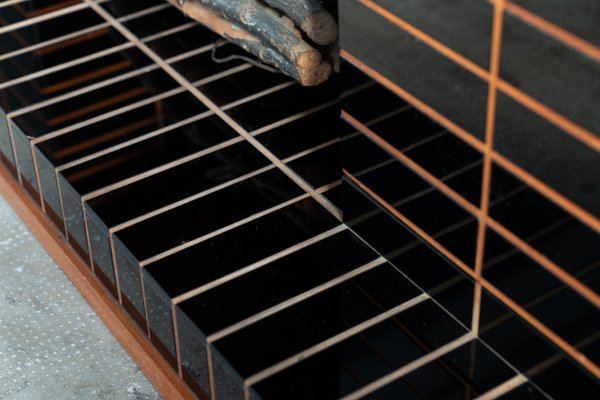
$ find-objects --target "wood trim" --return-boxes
[0,164,200,400]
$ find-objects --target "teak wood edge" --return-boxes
[0,164,198,400]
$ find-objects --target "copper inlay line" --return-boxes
[0,0,30,10]
[472,0,506,337]
[8,22,204,120]
[0,39,138,93]
[486,217,600,308]
[207,256,388,343]
[110,116,338,234]
[341,52,600,237]
[140,180,339,268]
[77,81,297,202]
[243,293,432,393]
[473,374,529,400]
[339,333,474,400]
[343,170,600,379]
[171,303,184,377]
[41,62,253,148]
[1,16,194,98]
[341,111,479,217]
[0,0,103,35]
[0,2,171,62]
[15,0,78,18]
[355,0,600,154]
[504,0,600,64]
[84,0,342,223]
[172,224,349,305]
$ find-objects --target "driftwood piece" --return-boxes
[195,0,322,70]
[168,0,331,86]
[264,0,338,45]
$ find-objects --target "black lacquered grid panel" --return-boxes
[1,1,598,399]
[340,0,600,398]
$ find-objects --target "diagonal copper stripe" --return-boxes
[341,49,600,234]
[343,170,600,379]
[355,0,600,154]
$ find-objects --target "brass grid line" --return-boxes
[341,111,600,310]
[82,0,343,224]
[343,169,600,379]
[472,0,506,337]
[0,3,171,62]
[341,49,600,236]
[356,0,600,155]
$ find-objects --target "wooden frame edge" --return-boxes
[0,164,198,400]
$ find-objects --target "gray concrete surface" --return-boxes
[0,195,162,400]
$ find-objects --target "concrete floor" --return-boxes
[0,195,162,400]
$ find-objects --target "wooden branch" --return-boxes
[264,0,338,45]
[169,0,331,86]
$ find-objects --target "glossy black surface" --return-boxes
[501,13,600,137]
[341,1,488,140]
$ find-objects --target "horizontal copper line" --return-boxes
[497,80,600,152]
[0,0,101,35]
[481,258,599,335]
[207,257,388,343]
[0,2,171,62]
[525,330,600,380]
[342,110,480,215]
[30,43,238,142]
[172,224,348,305]
[7,23,202,118]
[111,164,275,233]
[34,28,110,57]
[140,180,338,268]
[77,81,296,199]
[350,159,484,230]
[41,59,132,95]
[53,68,259,171]
[340,333,474,400]
[482,280,600,378]
[483,337,593,400]
[354,0,600,153]
[53,116,158,160]
[357,0,489,80]
[244,293,431,389]
[1,15,195,97]
[108,91,393,236]
[0,0,29,10]
[45,85,147,127]
[0,41,134,91]
[341,50,600,235]
[344,170,600,377]
[473,375,529,400]
[486,217,600,308]
[17,0,78,18]
[341,49,485,152]
[86,0,342,224]
[66,149,143,183]
[504,0,600,64]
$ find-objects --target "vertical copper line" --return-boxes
[472,0,506,337]
[30,142,45,212]
[81,201,95,272]
[6,118,23,185]
[207,344,216,400]
[340,50,600,234]
[503,0,600,64]
[55,171,69,238]
[466,340,478,400]
[83,0,342,223]
[139,270,152,338]
[109,234,124,305]
[171,303,183,377]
